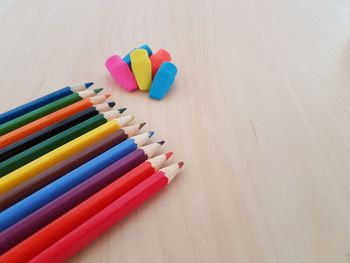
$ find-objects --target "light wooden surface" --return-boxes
[1,0,350,262]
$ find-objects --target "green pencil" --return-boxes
[0,110,128,176]
[0,88,103,135]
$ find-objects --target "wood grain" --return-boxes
[1,0,350,262]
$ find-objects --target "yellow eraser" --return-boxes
[130,49,152,91]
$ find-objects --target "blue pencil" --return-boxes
[0,132,153,231]
[0,82,93,125]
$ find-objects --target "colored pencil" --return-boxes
[0,112,130,176]
[0,115,134,195]
[0,88,102,135]
[0,111,125,175]
[0,132,153,231]
[0,123,145,211]
[0,102,117,161]
[0,142,164,253]
[2,163,183,262]
[0,152,171,253]
[0,82,93,125]
[2,153,170,256]
[0,95,112,148]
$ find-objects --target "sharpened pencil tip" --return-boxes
[108,102,116,108]
[85,82,94,88]
[165,152,173,160]
[178,161,184,168]
[118,108,127,113]
[104,94,111,99]
[93,88,103,94]
[158,140,165,145]
[139,122,146,130]
[148,131,155,137]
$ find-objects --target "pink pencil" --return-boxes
[24,163,183,263]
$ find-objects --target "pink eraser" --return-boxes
[105,55,138,92]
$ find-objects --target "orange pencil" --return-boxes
[0,94,110,148]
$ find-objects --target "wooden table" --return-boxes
[1,0,350,262]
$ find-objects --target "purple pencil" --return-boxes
[0,142,164,254]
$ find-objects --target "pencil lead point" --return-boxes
[108,102,116,108]
[85,82,94,88]
[148,131,155,137]
[139,122,146,130]
[178,161,184,168]
[118,108,127,113]
[93,88,103,94]
[165,152,173,160]
[158,140,165,145]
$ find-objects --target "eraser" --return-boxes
[150,49,171,77]
[105,55,138,92]
[130,49,152,91]
[123,44,153,66]
[149,62,177,100]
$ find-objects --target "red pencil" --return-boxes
[0,162,183,263]
[0,145,169,254]
[29,162,183,263]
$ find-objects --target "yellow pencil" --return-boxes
[0,115,134,194]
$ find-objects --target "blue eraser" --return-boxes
[123,44,153,66]
[149,62,177,100]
